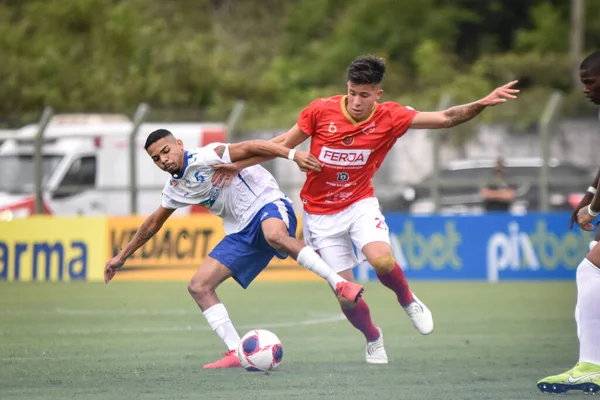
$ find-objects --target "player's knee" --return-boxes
[370,254,395,274]
[187,278,213,300]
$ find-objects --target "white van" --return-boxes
[0,115,226,218]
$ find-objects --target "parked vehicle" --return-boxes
[0,114,227,218]
[407,158,594,215]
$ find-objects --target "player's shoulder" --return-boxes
[191,143,227,160]
[305,95,344,110]
[162,175,178,194]
[378,101,417,113]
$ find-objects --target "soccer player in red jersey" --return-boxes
[215,55,518,363]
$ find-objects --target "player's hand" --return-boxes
[479,80,519,107]
[571,192,594,229]
[212,163,241,188]
[104,256,125,284]
[576,206,597,231]
[292,151,322,173]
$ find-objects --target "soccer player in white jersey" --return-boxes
[537,50,600,394]
[104,129,364,369]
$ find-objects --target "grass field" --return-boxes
[0,281,579,400]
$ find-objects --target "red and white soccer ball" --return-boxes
[237,329,283,372]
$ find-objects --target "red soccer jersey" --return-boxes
[297,95,418,214]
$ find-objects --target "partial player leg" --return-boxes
[350,199,434,335]
[188,256,242,369]
[260,201,364,303]
[362,241,433,335]
[337,267,388,364]
[364,242,413,305]
[301,199,386,362]
[538,248,600,394]
[312,242,387,363]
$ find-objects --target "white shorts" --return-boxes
[302,197,390,273]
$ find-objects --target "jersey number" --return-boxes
[375,218,387,230]
[328,122,337,133]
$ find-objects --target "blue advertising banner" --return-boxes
[353,212,594,282]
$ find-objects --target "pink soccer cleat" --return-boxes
[335,281,365,303]
[203,350,242,369]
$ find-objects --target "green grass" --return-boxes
[0,281,579,400]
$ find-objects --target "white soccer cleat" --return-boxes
[366,327,388,364]
[403,294,434,335]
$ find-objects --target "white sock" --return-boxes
[297,246,345,289]
[576,258,600,366]
[202,303,241,351]
[589,241,598,252]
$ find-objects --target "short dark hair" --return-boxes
[347,55,386,85]
[144,129,173,150]
[580,51,600,74]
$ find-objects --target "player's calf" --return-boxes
[370,255,414,306]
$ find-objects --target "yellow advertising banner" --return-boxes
[0,216,107,281]
[107,215,318,282]
[0,215,318,282]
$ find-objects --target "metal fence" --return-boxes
[2,92,597,217]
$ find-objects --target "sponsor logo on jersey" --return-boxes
[318,146,371,166]
[170,179,179,186]
[337,172,349,181]
[198,186,221,209]
[341,135,354,146]
[194,171,206,183]
[362,122,376,135]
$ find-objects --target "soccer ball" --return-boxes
[237,329,283,372]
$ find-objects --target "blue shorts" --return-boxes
[208,198,297,289]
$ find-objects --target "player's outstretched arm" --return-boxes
[104,206,175,283]
[228,137,321,173]
[222,125,309,169]
[410,81,519,129]
[218,130,290,172]
[212,125,311,187]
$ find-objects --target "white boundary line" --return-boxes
[53,314,347,335]
[0,313,346,361]
[54,308,196,315]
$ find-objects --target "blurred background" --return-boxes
[0,1,598,398]
[1,0,600,218]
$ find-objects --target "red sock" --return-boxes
[377,263,414,306]
[341,298,380,342]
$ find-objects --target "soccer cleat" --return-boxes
[366,327,388,364]
[537,362,600,394]
[203,349,242,369]
[403,294,434,335]
[335,281,365,303]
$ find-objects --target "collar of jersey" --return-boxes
[340,96,377,126]
[171,150,192,179]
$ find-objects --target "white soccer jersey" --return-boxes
[161,143,287,234]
